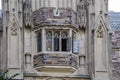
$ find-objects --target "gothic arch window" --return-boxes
[61,32,67,39]
[46,31,52,51]
[45,30,70,52]
[54,32,59,38]
[36,29,76,52]
[61,32,68,51]
[37,32,42,52]
[54,31,60,51]
[47,31,52,38]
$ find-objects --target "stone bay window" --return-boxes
[2,0,111,79]
[33,7,82,74]
[34,28,78,70]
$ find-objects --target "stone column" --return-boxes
[24,29,32,72]
[25,54,32,71]
[42,28,46,52]
[69,29,72,53]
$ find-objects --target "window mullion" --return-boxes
[42,28,46,52]
[69,29,72,52]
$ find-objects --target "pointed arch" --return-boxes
[94,16,109,70]
[8,14,20,36]
[94,16,109,32]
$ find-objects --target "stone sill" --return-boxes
[24,72,90,79]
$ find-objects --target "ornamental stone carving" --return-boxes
[77,0,87,28]
[11,16,18,36]
[97,24,104,38]
[23,0,32,26]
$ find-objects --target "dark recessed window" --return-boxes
[37,32,42,52]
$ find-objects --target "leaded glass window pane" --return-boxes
[46,31,52,51]
[54,31,60,51]
[61,32,68,51]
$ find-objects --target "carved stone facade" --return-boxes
[1,0,111,80]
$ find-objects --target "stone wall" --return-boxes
[112,31,120,79]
